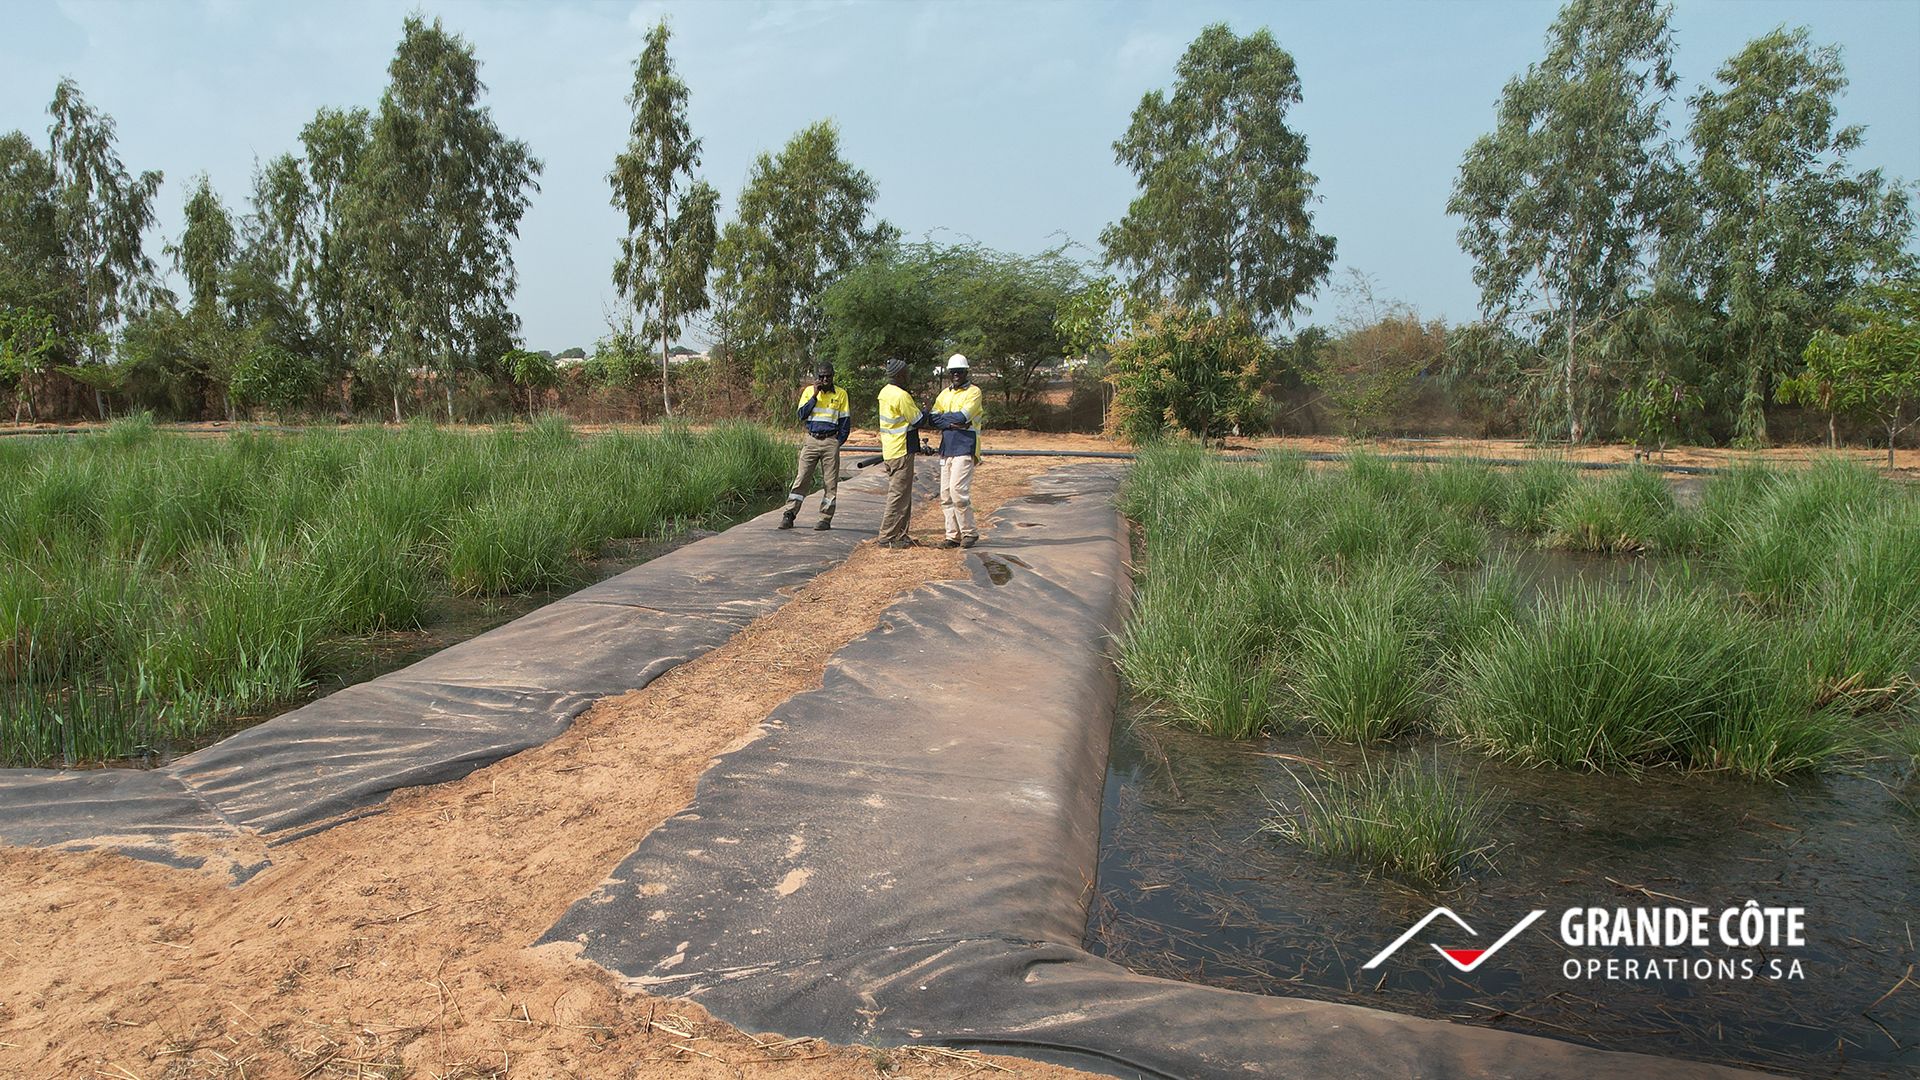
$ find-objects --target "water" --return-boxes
[1088,712,1920,1076]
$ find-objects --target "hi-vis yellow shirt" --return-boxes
[797,384,850,438]
[932,384,985,460]
[877,384,923,461]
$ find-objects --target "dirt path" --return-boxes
[0,460,1098,1080]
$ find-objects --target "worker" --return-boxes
[928,353,985,548]
[781,361,850,531]
[874,357,925,549]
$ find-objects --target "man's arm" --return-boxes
[797,386,817,421]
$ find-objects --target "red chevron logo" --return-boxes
[1363,908,1548,972]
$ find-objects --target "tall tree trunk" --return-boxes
[1740,333,1769,446]
[660,319,672,419]
[1563,306,1578,443]
[1828,412,1836,450]
[1891,410,1901,469]
[392,388,401,425]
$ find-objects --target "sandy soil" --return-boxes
[0,459,1097,1080]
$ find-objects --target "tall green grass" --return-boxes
[1120,444,1909,782]
[1543,466,1689,553]
[1447,583,1847,779]
[1263,755,1496,887]
[0,420,790,765]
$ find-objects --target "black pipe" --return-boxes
[839,444,1724,475]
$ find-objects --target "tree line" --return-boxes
[1,2,1914,449]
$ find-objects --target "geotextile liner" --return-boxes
[0,465,919,878]
[543,463,1762,1080]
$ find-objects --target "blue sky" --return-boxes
[3,0,1916,351]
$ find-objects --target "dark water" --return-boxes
[1088,711,1920,1077]
[1093,508,1915,1075]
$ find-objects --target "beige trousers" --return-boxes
[878,456,914,543]
[939,455,977,540]
[786,435,840,519]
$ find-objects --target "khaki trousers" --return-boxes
[878,456,914,543]
[939,455,977,540]
[786,435,840,519]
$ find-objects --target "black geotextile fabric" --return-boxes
[542,464,1761,1080]
[0,464,930,876]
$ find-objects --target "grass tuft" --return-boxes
[1263,755,1496,887]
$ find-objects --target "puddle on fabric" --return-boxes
[1090,544,1919,1077]
[974,553,1034,585]
[1023,493,1070,504]
[107,499,782,769]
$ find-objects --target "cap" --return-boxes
[814,362,835,378]
[946,354,969,371]
[885,358,908,380]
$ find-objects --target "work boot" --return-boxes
[814,517,832,531]
[960,536,977,548]
[940,537,961,548]
[778,508,797,530]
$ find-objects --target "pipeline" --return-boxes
[0,424,1754,476]
[838,444,1725,475]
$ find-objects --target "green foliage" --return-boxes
[167,174,236,317]
[503,347,560,417]
[1264,756,1496,887]
[1302,271,1447,436]
[819,241,1084,422]
[1449,0,1681,443]
[1497,457,1576,534]
[341,15,542,422]
[1102,23,1335,330]
[1781,279,1920,466]
[228,336,323,416]
[610,20,718,417]
[586,328,651,389]
[1542,466,1682,553]
[1105,304,1266,444]
[1448,583,1846,779]
[714,121,895,408]
[1286,563,1441,742]
[0,423,790,766]
[0,306,56,420]
[1689,27,1914,445]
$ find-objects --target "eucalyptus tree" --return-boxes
[47,78,163,416]
[0,131,68,326]
[714,120,895,403]
[610,20,719,417]
[1449,0,1681,443]
[1101,23,1335,332]
[1688,27,1913,445]
[345,16,541,421]
[168,175,236,317]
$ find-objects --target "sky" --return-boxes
[3,0,1917,352]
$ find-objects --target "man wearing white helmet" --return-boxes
[928,353,985,548]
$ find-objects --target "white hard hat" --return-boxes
[946,353,969,371]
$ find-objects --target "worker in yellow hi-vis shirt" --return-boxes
[780,362,850,531]
[874,357,925,549]
[928,354,985,548]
